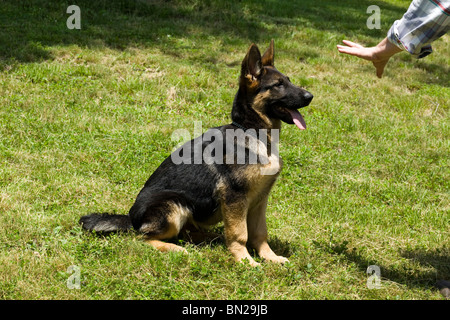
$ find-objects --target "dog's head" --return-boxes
[238,40,313,130]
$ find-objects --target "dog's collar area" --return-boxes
[232,121,248,131]
[231,121,260,140]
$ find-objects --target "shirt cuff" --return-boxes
[387,22,407,51]
[387,21,433,59]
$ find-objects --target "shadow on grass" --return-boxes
[3,0,447,84]
[399,247,450,284]
[315,239,450,292]
[1,0,404,63]
[179,225,294,260]
[414,61,450,87]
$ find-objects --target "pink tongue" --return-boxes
[287,109,306,130]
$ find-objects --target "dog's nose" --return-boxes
[303,91,313,105]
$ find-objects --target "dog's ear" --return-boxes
[261,39,274,67]
[241,43,262,82]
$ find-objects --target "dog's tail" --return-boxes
[79,213,133,233]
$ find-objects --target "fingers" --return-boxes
[373,60,388,78]
[337,45,370,60]
[341,40,364,48]
[376,67,384,78]
[337,40,387,78]
[337,40,377,62]
[376,64,384,78]
[336,44,359,56]
[336,40,365,55]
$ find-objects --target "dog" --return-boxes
[79,40,313,266]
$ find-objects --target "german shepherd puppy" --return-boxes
[80,41,313,266]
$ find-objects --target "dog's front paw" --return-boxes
[265,255,289,264]
[238,256,261,267]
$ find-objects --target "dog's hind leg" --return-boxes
[141,203,190,253]
[145,239,187,253]
[131,193,192,254]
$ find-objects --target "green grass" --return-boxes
[0,0,449,299]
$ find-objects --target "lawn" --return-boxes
[0,0,448,300]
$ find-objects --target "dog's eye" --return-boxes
[264,79,284,91]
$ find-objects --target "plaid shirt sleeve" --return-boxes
[387,0,450,58]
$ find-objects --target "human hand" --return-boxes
[337,38,402,78]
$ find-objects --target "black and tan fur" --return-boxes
[80,41,313,266]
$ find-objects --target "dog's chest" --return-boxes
[245,152,282,207]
